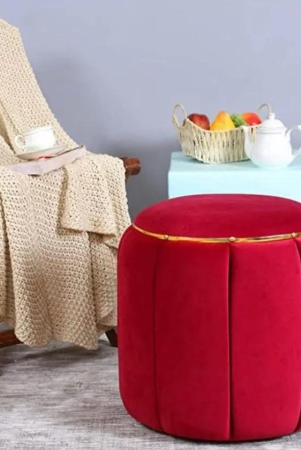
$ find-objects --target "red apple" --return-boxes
[187,113,210,130]
[241,112,262,126]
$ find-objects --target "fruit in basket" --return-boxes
[187,113,210,130]
[231,113,248,128]
[210,111,235,131]
[241,112,262,126]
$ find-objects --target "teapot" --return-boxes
[241,103,301,169]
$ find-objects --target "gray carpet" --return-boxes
[1,339,301,450]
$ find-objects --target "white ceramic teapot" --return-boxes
[241,103,301,169]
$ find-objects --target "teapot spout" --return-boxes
[241,126,253,159]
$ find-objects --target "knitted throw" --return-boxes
[0,19,130,349]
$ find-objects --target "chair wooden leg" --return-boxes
[105,329,118,348]
[0,330,21,348]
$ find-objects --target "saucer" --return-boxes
[17,144,66,161]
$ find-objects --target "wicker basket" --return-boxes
[172,104,257,164]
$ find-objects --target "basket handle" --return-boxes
[172,104,188,129]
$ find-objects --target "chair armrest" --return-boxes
[121,157,141,180]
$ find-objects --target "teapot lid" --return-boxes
[257,103,285,133]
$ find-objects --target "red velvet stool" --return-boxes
[118,194,301,442]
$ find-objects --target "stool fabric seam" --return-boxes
[228,244,233,440]
[152,240,164,433]
[293,239,301,433]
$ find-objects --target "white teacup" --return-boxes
[14,126,56,152]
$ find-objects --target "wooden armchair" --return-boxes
[0,156,141,350]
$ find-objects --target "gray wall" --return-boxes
[1,0,300,217]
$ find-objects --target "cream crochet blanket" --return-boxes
[0,20,130,349]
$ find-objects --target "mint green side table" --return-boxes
[168,152,301,201]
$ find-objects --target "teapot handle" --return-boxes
[257,103,273,116]
[285,126,301,156]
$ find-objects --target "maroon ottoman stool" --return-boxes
[118,194,301,442]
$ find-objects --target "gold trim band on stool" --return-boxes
[132,224,301,244]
